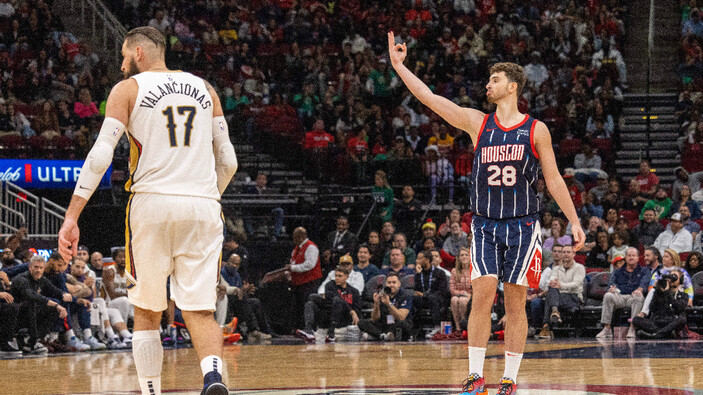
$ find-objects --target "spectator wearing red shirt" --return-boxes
[454,146,474,192]
[636,160,660,195]
[303,119,334,150]
[563,168,584,210]
[74,88,99,119]
[404,0,432,22]
[347,127,369,160]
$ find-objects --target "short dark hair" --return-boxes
[357,243,371,254]
[112,248,125,259]
[334,265,350,275]
[419,250,433,261]
[49,251,63,261]
[489,62,526,96]
[124,26,166,52]
[553,242,564,249]
[645,246,661,263]
[386,272,400,281]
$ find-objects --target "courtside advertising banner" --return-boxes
[0,159,112,189]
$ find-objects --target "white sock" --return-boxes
[105,326,118,340]
[503,351,523,381]
[66,329,77,340]
[468,346,487,377]
[121,329,133,340]
[200,355,223,378]
[83,328,93,339]
[132,330,163,395]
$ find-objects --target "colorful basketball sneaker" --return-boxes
[497,378,517,394]
[459,373,487,395]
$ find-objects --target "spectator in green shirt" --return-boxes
[640,187,673,220]
[372,170,394,226]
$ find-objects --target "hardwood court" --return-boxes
[4,339,703,394]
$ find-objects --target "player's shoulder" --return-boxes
[110,78,139,97]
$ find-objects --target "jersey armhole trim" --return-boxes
[529,119,539,159]
[474,113,490,152]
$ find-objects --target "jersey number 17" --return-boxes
[162,106,197,147]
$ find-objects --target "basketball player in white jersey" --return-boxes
[58,27,237,395]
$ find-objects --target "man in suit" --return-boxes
[322,216,358,271]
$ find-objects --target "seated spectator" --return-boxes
[70,259,130,349]
[591,39,627,87]
[579,192,604,219]
[427,124,454,158]
[671,205,700,242]
[646,249,694,306]
[245,173,285,238]
[354,244,380,283]
[438,209,470,238]
[371,171,394,227]
[443,222,468,257]
[414,251,449,337]
[88,251,104,278]
[581,216,604,253]
[394,185,422,236]
[603,207,619,234]
[43,253,97,351]
[367,231,384,269]
[596,247,649,339]
[644,246,662,272]
[672,167,703,202]
[216,254,270,342]
[322,216,359,269]
[653,213,693,255]
[35,100,61,139]
[562,168,584,210]
[424,145,454,204]
[534,244,563,338]
[671,185,702,221]
[358,272,413,341]
[380,247,415,277]
[590,174,611,202]
[614,218,636,250]
[640,187,673,220]
[414,221,439,253]
[102,248,133,324]
[543,218,572,252]
[586,229,611,271]
[682,9,703,38]
[684,251,703,277]
[538,243,585,339]
[323,265,362,341]
[10,256,67,354]
[622,178,650,213]
[454,146,474,193]
[429,249,453,278]
[636,160,659,196]
[303,119,334,150]
[634,268,688,339]
[0,268,20,356]
[586,101,614,138]
[449,247,472,332]
[317,255,364,296]
[74,87,99,119]
[382,233,417,269]
[7,103,35,138]
[607,231,629,267]
[634,208,664,247]
[422,237,456,269]
[573,141,605,183]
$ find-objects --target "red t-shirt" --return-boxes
[304,130,334,150]
[347,136,368,156]
[567,183,582,209]
[636,173,659,192]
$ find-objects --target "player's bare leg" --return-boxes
[460,275,498,395]
[132,307,164,395]
[499,283,528,393]
[181,310,227,395]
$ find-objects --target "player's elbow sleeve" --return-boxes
[87,141,114,174]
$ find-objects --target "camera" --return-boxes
[662,274,679,282]
[656,274,679,290]
[383,286,392,295]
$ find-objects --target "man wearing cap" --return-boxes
[653,213,694,255]
[75,245,90,264]
[596,247,649,339]
[640,187,672,220]
[414,221,439,253]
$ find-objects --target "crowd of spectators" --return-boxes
[0,0,112,159]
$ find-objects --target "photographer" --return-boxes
[633,269,688,339]
[358,272,413,341]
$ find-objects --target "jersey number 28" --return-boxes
[487,165,516,186]
[162,106,196,147]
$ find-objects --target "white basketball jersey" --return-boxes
[126,71,219,200]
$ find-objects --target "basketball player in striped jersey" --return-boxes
[388,32,585,394]
[58,27,237,395]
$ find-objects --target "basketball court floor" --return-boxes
[4,338,703,394]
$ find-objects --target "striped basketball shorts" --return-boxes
[470,213,542,288]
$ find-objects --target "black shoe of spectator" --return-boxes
[0,340,22,357]
[636,330,662,339]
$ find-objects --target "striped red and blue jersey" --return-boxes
[470,113,541,219]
